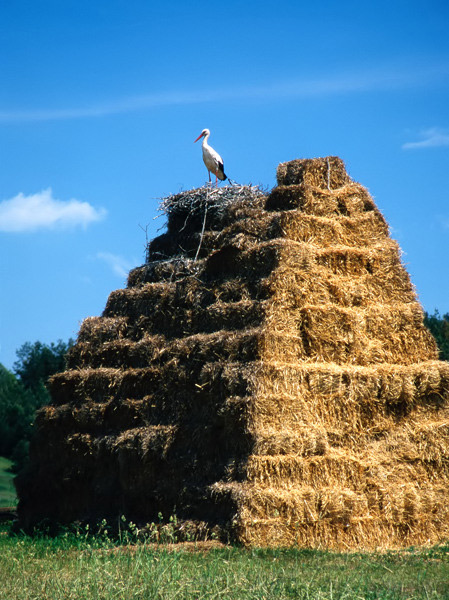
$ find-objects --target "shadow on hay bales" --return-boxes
[16,157,449,549]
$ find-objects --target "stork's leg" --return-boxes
[208,171,211,183]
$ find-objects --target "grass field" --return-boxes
[0,457,17,508]
[0,521,448,599]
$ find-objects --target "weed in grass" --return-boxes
[1,522,448,599]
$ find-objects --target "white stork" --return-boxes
[194,128,227,184]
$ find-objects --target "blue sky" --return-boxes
[1,0,448,370]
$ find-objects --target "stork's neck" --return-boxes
[202,131,210,147]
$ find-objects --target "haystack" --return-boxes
[17,157,449,549]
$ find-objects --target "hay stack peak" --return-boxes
[17,157,449,549]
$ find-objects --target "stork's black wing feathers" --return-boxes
[217,160,227,181]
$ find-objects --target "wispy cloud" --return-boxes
[96,252,134,278]
[0,91,207,123]
[402,127,449,150]
[0,188,106,232]
[1,62,447,123]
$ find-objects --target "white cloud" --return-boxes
[0,188,106,232]
[402,127,449,150]
[96,252,134,278]
[1,62,448,123]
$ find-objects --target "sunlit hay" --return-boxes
[18,157,449,550]
[264,262,417,308]
[251,361,449,426]
[276,156,351,189]
[410,419,449,464]
[251,425,329,457]
[280,210,390,247]
[244,452,369,489]
[286,302,437,365]
[211,481,449,549]
[266,182,378,217]
[265,238,418,310]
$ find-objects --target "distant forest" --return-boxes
[0,339,73,472]
[424,310,449,362]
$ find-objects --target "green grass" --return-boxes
[0,456,17,508]
[0,522,448,599]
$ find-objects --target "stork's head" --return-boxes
[194,128,210,143]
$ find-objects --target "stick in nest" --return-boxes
[158,184,267,260]
[159,184,266,219]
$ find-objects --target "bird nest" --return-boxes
[159,184,267,222]
[149,184,268,263]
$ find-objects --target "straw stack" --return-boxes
[17,157,449,549]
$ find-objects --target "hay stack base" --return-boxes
[17,157,449,550]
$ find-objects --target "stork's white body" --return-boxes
[194,128,227,184]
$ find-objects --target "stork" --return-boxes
[194,128,227,185]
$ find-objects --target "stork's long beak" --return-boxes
[194,132,204,143]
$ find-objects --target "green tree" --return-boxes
[424,310,449,361]
[0,365,35,458]
[0,338,74,472]
[13,339,73,397]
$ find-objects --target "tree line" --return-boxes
[424,311,449,362]
[0,339,73,472]
[1,310,449,474]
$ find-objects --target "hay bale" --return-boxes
[276,156,351,188]
[17,160,449,551]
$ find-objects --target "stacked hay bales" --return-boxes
[17,157,449,549]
